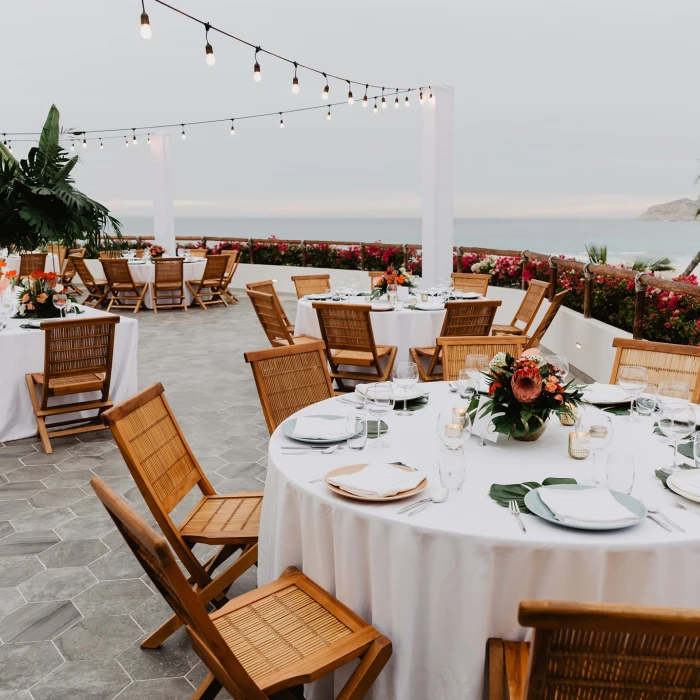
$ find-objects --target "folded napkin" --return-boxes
[582,383,629,404]
[538,487,637,524]
[305,293,332,300]
[292,416,348,440]
[327,462,425,498]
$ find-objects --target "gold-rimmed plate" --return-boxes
[324,463,427,502]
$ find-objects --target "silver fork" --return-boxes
[672,499,700,517]
[509,499,527,533]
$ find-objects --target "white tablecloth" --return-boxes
[260,382,700,700]
[84,259,207,309]
[6,253,60,275]
[294,297,447,363]
[0,305,138,443]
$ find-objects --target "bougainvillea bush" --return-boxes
[363,245,404,271]
[250,237,303,266]
[209,241,249,259]
[304,244,362,270]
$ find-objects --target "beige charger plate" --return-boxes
[324,463,427,502]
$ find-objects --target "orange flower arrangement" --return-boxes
[371,265,416,299]
[13,270,78,319]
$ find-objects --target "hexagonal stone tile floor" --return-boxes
[0,292,274,698]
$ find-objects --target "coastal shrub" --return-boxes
[209,240,249,259]
[363,244,404,271]
[304,243,362,270]
[251,237,303,266]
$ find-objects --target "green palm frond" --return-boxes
[585,244,608,264]
[631,257,674,272]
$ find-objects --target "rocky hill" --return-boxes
[638,198,699,220]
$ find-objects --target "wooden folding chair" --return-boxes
[71,256,108,308]
[151,258,187,313]
[524,290,567,351]
[220,250,241,304]
[247,290,317,347]
[610,338,700,403]
[451,272,491,296]
[492,280,550,336]
[291,274,331,299]
[410,300,502,381]
[187,248,208,258]
[102,259,148,313]
[186,255,229,310]
[438,336,528,381]
[19,252,48,277]
[100,383,262,649]
[61,248,86,296]
[246,280,293,332]
[245,341,335,433]
[489,599,700,700]
[313,302,397,390]
[91,476,392,700]
[26,315,119,454]
[368,271,384,289]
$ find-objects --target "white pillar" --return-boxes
[149,133,176,253]
[421,85,454,286]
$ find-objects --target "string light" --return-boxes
[405,95,409,108]
[253,47,262,82]
[292,62,299,94]
[394,89,399,109]
[100,139,104,149]
[125,136,129,148]
[82,138,87,148]
[2,135,6,147]
[419,89,424,105]
[140,0,152,39]
[132,129,138,146]
[8,142,12,153]
[381,88,387,109]
[230,119,235,136]
[347,81,354,105]
[322,73,329,100]
[71,141,75,151]
[327,107,331,121]
[362,84,368,108]
[279,113,284,129]
[429,87,434,104]
[204,23,215,66]
[147,133,151,144]
[373,98,378,113]
[181,125,186,139]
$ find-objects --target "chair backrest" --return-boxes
[102,259,138,288]
[200,255,228,285]
[39,316,119,406]
[245,341,335,433]
[368,271,384,289]
[221,249,241,278]
[99,250,123,260]
[247,290,295,346]
[291,274,331,299]
[153,258,184,286]
[438,336,528,380]
[313,302,379,359]
[610,338,700,403]
[47,244,67,272]
[187,248,208,258]
[451,272,491,295]
[511,280,550,332]
[524,290,567,351]
[70,256,99,289]
[439,300,501,339]
[519,599,700,699]
[19,252,48,277]
[62,248,86,281]
[90,477,265,700]
[246,280,291,327]
[101,383,219,586]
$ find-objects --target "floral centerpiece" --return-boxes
[370,265,416,299]
[12,270,77,319]
[480,352,583,441]
[149,245,166,258]
[0,261,17,296]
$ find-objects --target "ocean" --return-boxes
[118,218,700,273]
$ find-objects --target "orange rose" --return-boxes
[547,375,558,384]
[396,275,405,284]
[21,293,30,302]
[554,394,564,403]
[37,293,47,303]
[32,269,44,278]
[489,381,501,395]
[27,303,35,310]
[545,382,557,393]
[45,272,57,281]
[4,270,16,277]
[0,260,5,267]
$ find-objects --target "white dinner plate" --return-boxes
[414,302,445,311]
[355,382,429,402]
[451,292,482,300]
[581,383,630,405]
[666,469,700,504]
[282,414,355,444]
[324,463,427,502]
[304,293,333,300]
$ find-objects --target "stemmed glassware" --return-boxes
[52,291,68,319]
[393,362,419,416]
[465,354,489,393]
[457,369,476,401]
[616,365,648,422]
[574,411,614,484]
[365,383,394,448]
[657,381,694,473]
[386,284,398,306]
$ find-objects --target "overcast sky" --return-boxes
[4,0,700,218]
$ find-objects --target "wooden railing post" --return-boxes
[301,240,307,267]
[520,251,529,290]
[582,263,594,318]
[633,272,647,340]
[248,238,254,264]
[402,244,408,269]
[547,255,557,301]
[360,243,365,270]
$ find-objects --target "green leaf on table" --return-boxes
[367,420,388,439]
[489,477,577,514]
[393,396,429,412]
[600,404,631,416]
[655,462,696,488]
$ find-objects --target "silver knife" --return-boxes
[647,514,672,532]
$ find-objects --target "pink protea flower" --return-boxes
[511,367,542,404]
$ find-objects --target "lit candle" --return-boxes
[590,425,608,438]
[420,292,429,302]
[452,407,468,425]
[568,432,590,460]
[445,423,463,438]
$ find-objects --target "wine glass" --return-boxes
[635,384,657,417]
[392,362,419,416]
[465,354,489,393]
[658,404,695,473]
[436,408,472,450]
[617,365,648,422]
[365,383,394,448]
[657,381,690,414]
[52,292,68,319]
[387,284,398,306]
[457,369,476,401]
[606,452,635,495]
[575,411,614,485]
[545,354,569,382]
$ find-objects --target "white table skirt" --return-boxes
[0,305,138,443]
[260,382,700,700]
[84,259,207,309]
[6,253,59,275]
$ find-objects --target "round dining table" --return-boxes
[259,382,700,700]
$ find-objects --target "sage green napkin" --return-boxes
[489,478,577,514]
[367,420,389,439]
[393,396,429,412]
[600,404,631,417]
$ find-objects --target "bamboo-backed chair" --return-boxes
[438,336,528,381]
[492,280,550,336]
[187,248,208,258]
[71,256,108,307]
[102,259,148,313]
[246,280,294,333]
[368,271,384,289]
[186,255,229,310]
[313,302,398,390]
[291,274,331,299]
[61,248,86,296]
[524,290,568,351]
[489,599,700,700]
[151,258,186,313]
[245,341,336,434]
[91,476,392,700]
[100,383,262,649]
[247,290,317,347]
[19,252,48,277]
[98,249,123,260]
[26,316,120,454]
[451,272,491,296]
[610,338,700,403]
[410,300,502,381]
[220,250,241,303]
[47,244,67,274]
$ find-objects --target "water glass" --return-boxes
[693,433,700,469]
[439,445,466,491]
[657,381,691,413]
[635,385,657,416]
[346,413,367,450]
[457,369,476,400]
[365,383,394,448]
[574,411,614,485]
[392,362,419,416]
[606,451,635,495]
[465,354,489,392]
[617,365,648,422]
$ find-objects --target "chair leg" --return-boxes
[487,639,506,700]
[150,283,157,314]
[190,672,223,700]
[140,613,183,649]
[25,375,52,454]
[336,636,392,700]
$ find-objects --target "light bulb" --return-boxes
[405,95,410,107]
[82,138,87,149]
[100,140,104,150]
[429,92,434,104]
[362,95,368,107]
[253,61,261,82]
[322,84,329,100]
[327,109,331,121]
[292,76,299,94]
[419,91,424,104]
[71,142,75,151]
[125,137,129,148]
[230,122,235,136]
[205,43,216,66]
[381,96,387,109]
[140,12,152,39]
[132,134,137,146]
[181,126,186,140]
[8,143,11,153]
[147,134,151,144]
[348,91,354,105]
[394,95,399,109]
[373,101,378,113]
[279,114,284,129]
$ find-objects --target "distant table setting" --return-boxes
[6,253,60,275]
[259,377,700,700]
